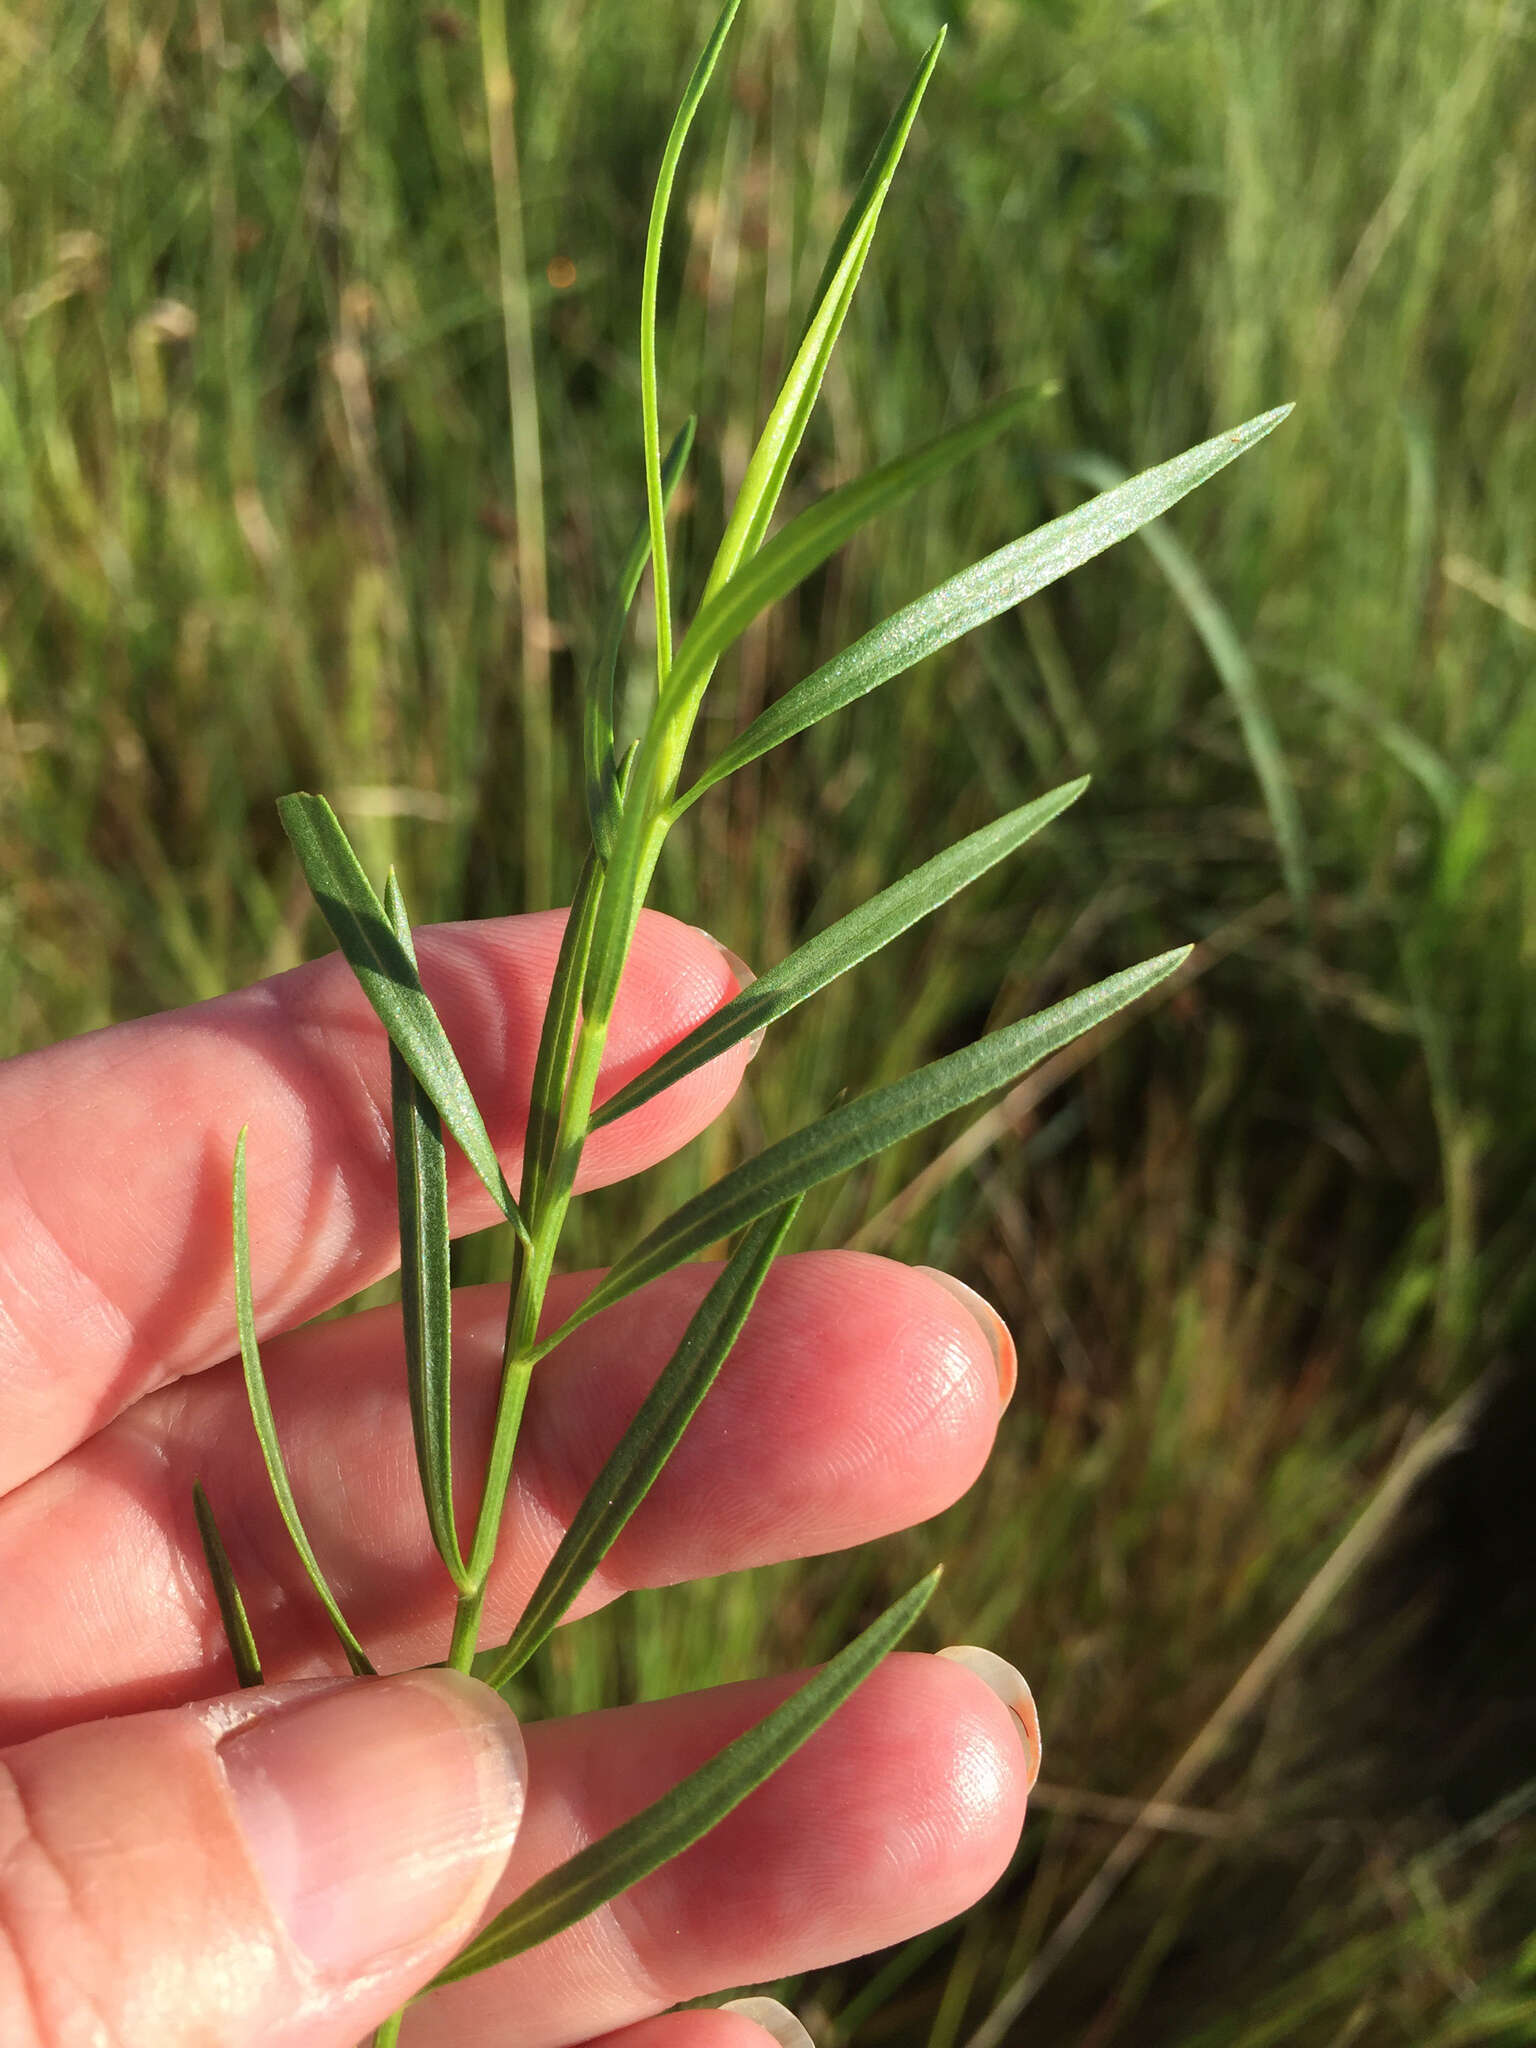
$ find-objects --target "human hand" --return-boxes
[0,908,1038,2048]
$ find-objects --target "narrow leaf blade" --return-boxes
[681,407,1294,808]
[385,874,468,1593]
[191,1481,263,1688]
[232,1128,376,1676]
[277,793,526,1243]
[595,776,1089,1130]
[586,419,696,860]
[695,31,945,609]
[547,948,1190,1350]
[475,1199,801,1689]
[521,847,606,1221]
[660,387,1039,726]
[641,0,743,681]
[431,1568,939,1987]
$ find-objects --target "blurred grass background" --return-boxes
[3,0,1535,2040]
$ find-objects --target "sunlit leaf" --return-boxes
[679,407,1294,810]
[231,1127,375,1676]
[385,873,468,1593]
[656,387,1040,735]
[474,1199,801,1690]
[640,0,743,682]
[693,30,945,613]
[431,1568,939,1986]
[541,948,1189,1352]
[595,777,1088,1130]
[586,419,696,860]
[191,1481,263,1688]
[521,848,605,1223]
[277,793,526,1243]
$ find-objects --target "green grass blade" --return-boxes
[679,408,1294,810]
[659,387,1039,729]
[595,776,1089,1131]
[474,1200,801,1691]
[430,1568,939,1987]
[545,948,1189,1349]
[231,1128,376,1677]
[277,793,527,1244]
[695,31,945,610]
[1058,449,1313,920]
[1296,666,1461,822]
[586,418,696,861]
[191,1480,263,1688]
[641,0,742,684]
[385,874,468,1595]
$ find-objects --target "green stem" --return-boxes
[447,828,678,1665]
[448,1188,563,1658]
[373,2010,404,2048]
[442,463,716,1672]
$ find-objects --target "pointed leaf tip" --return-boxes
[277,793,527,1244]
[1241,402,1295,441]
[432,1566,940,1986]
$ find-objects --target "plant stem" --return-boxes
[444,752,683,1669]
[439,99,731,1662]
[372,2010,404,2048]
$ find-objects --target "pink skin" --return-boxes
[0,909,1030,2047]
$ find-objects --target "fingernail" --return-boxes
[710,939,765,1060]
[915,1268,1018,1408]
[221,1671,525,1980]
[722,1997,817,2048]
[936,1645,1042,1791]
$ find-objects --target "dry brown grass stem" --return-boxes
[1027,1784,1242,1841]
[1442,554,1536,634]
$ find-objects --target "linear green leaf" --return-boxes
[694,30,945,612]
[475,1200,801,1691]
[679,407,1294,810]
[191,1481,263,1688]
[657,387,1039,734]
[277,793,526,1243]
[521,847,605,1223]
[544,948,1189,1352]
[231,1127,376,1676]
[1058,448,1313,920]
[431,1568,939,1987]
[595,776,1089,1131]
[385,874,467,1594]
[586,418,696,860]
[641,0,742,682]
[788,21,952,369]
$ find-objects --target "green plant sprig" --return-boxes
[199,4,1291,2029]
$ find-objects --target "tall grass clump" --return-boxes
[177,7,1289,2038]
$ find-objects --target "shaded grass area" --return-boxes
[3,0,1534,2040]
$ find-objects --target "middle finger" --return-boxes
[0,1255,1013,1744]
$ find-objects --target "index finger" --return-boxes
[0,909,748,1493]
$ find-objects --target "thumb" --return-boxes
[0,1670,525,2048]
